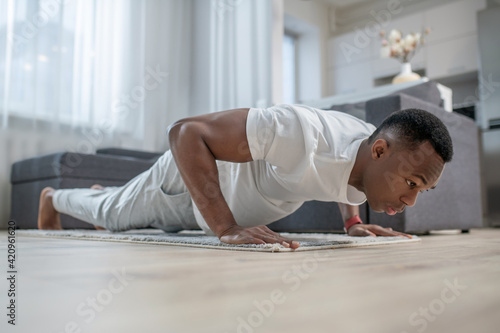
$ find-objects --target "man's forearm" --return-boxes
[337,203,360,222]
[168,121,238,238]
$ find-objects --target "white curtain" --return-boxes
[0,0,193,149]
[190,0,273,115]
[0,0,275,227]
[0,0,194,226]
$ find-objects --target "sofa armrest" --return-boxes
[11,152,157,184]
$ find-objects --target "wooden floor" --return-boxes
[1,227,500,333]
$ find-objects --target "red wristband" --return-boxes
[344,215,363,233]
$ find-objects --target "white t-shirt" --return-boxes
[192,103,377,235]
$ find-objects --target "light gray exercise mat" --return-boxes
[17,229,421,252]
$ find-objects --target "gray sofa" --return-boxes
[10,149,161,229]
[10,82,483,233]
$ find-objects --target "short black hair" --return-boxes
[368,108,453,163]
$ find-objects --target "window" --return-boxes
[0,0,137,130]
[282,32,297,104]
[0,0,82,123]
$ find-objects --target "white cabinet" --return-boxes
[425,34,479,79]
[424,0,486,44]
[329,61,373,95]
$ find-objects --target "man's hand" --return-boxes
[348,224,413,239]
[219,225,300,249]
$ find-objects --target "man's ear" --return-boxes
[371,139,388,160]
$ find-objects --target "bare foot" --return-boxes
[90,184,106,230]
[38,187,62,230]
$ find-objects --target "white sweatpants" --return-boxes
[52,150,199,232]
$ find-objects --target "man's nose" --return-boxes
[403,191,418,207]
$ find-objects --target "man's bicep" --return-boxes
[196,108,253,163]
